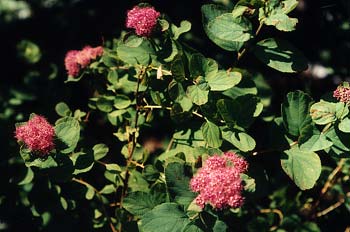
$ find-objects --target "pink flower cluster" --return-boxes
[333,84,350,104]
[190,152,248,210]
[126,6,160,37]
[15,115,55,155]
[64,46,103,77]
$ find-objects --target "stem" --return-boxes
[141,104,209,121]
[316,198,345,217]
[321,159,345,196]
[235,22,264,65]
[166,136,175,152]
[259,208,283,231]
[150,66,172,75]
[72,178,118,232]
[120,67,146,207]
[311,158,345,218]
[142,105,172,110]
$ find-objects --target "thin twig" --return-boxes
[130,160,145,169]
[321,159,345,195]
[236,22,264,64]
[120,67,146,209]
[142,105,172,110]
[166,136,175,152]
[311,159,345,217]
[316,198,345,217]
[260,208,283,231]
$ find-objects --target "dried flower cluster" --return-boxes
[333,84,350,104]
[15,115,55,155]
[64,46,103,77]
[126,6,160,37]
[190,152,248,210]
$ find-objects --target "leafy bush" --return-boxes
[2,0,350,231]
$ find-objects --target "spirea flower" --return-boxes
[126,6,160,37]
[15,115,55,155]
[333,83,350,104]
[64,45,103,77]
[190,152,248,210]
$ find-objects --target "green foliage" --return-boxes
[254,38,308,73]
[201,4,252,51]
[6,1,350,231]
[282,91,313,137]
[281,147,321,190]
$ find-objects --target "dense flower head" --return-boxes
[333,83,350,104]
[15,115,55,155]
[126,6,160,37]
[64,45,103,77]
[190,152,248,210]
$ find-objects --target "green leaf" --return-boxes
[142,165,159,182]
[55,117,80,154]
[123,191,165,217]
[222,128,256,152]
[282,91,313,137]
[213,220,228,232]
[171,20,192,40]
[124,34,144,47]
[207,71,242,91]
[241,174,256,192]
[105,163,122,173]
[96,96,114,113]
[281,0,299,13]
[339,118,350,133]
[99,184,116,195]
[335,102,349,119]
[17,40,41,64]
[165,162,196,207]
[310,101,337,125]
[299,129,333,152]
[159,38,179,62]
[223,77,258,99]
[85,185,95,200]
[171,56,186,82]
[17,167,34,185]
[202,5,252,51]
[139,203,191,232]
[265,13,298,32]
[117,39,156,65]
[114,95,131,109]
[107,69,119,86]
[186,85,209,106]
[20,148,58,169]
[93,144,109,161]
[281,147,321,190]
[55,102,71,117]
[201,121,222,148]
[217,95,261,128]
[254,38,308,73]
[189,53,218,79]
[71,151,94,175]
[325,127,350,153]
[129,170,149,193]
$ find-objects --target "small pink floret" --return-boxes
[126,6,160,37]
[64,50,80,77]
[15,115,55,155]
[190,152,248,210]
[333,85,350,104]
[64,45,103,77]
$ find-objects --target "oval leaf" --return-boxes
[281,147,321,190]
[254,38,308,73]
